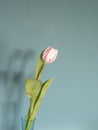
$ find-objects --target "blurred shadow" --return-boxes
[0,48,35,130]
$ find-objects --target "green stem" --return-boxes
[25,99,33,130]
[25,111,34,130]
[37,62,46,80]
[25,119,34,130]
[25,63,46,129]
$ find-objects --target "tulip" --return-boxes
[42,47,58,63]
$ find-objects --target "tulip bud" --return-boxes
[42,47,58,63]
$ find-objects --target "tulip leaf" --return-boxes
[34,52,45,79]
[25,79,42,113]
[29,78,54,120]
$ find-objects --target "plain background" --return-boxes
[0,0,98,130]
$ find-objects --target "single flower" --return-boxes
[24,46,58,130]
[42,46,58,63]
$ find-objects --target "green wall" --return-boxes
[0,0,98,130]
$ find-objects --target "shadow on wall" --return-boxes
[0,44,35,130]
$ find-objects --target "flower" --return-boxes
[42,46,58,63]
[24,46,58,130]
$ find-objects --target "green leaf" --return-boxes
[34,52,45,79]
[29,78,54,120]
[25,78,42,112]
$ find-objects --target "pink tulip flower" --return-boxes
[42,47,58,63]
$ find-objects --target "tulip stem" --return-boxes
[37,62,46,80]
